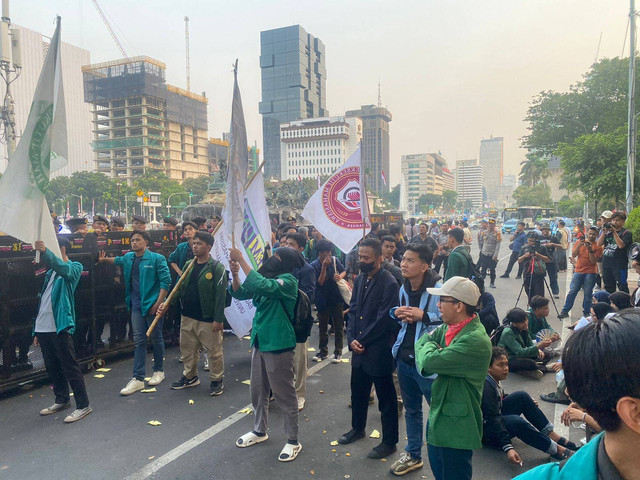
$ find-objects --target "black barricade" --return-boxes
[0,230,178,392]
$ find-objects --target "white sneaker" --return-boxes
[147,371,165,386]
[64,406,92,423]
[120,378,145,396]
[297,397,305,411]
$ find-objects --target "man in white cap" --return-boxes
[414,276,492,480]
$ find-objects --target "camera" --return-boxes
[603,222,613,229]
[628,242,640,261]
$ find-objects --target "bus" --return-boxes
[502,206,554,229]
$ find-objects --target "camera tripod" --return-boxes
[514,255,560,315]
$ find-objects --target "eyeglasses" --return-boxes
[438,299,460,305]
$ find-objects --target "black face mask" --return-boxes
[257,256,284,278]
[359,261,375,274]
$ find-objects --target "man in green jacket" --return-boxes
[230,246,305,463]
[99,230,171,395]
[444,228,471,281]
[161,232,228,396]
[415,276,492,480]
[526,296,560,344]
[33,237,92,423]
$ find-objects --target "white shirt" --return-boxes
[34,272,57,333]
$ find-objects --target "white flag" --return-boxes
[302,146,371,253]
[0,17,67,258]
[211,170,271,339]
[222,61,249,249]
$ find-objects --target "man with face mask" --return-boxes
[338,238,400,460]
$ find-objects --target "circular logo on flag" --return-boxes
[322,166,366,229]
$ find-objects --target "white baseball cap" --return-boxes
[601,210,613,219]
[427,276,481,306]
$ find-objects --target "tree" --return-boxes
[519,155,550,187]
[133,170,185,211]
[182,175,212,204]
[442,190,458,210]
[512,183,553,207]
[556,194,585,218]
[418,193,443,211]
[382,184,400,209]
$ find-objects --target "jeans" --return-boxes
[602,266,629,294]
[397,359,434,460]
[501,391,553,453]
[504,250,524,277]
[132,308,164,381]
[562,273,597,315]
[427,443,473,480]
[546,261,559,295]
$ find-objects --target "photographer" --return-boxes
[538,222,561,299]
[597,211,632,294]
[558,227,602,319]
[518,233,551,306]
[500,222,527,279]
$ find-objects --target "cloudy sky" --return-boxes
[14,0,629,185]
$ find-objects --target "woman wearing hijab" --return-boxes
[609,291,631,311]
[229,246,305,463]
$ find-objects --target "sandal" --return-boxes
[236,431,269,448]
[278,442,302,462]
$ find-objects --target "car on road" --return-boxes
[501,219,518,234]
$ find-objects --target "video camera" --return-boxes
[628,242,640,262]
[521,232,543,255]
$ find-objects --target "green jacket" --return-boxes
[114,249,172,316]
[415,314,492,450]
[527,309,553,342]
[230,269,298,352]
[444,245,470,281]
[498,325,540,359]
[173,258,228,323]
[168,241,191,270]
[32,248,83,335]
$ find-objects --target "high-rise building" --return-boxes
[346,105,392,193]
[259,25,328,180]
[401,153,447,211]
[83,56,209,185]
[455,159,483,210]
[280,116,362,180]
[0,25,93,177]
[479,136,503,203]
[442,168,455,192]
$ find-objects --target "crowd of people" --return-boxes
[29,210,640,479]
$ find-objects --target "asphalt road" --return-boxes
[0,241,581,480]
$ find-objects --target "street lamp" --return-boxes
[68,193,83,216]
[166,192,192,216]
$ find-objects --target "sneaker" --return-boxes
[332,354,342,364]
[40,402,71,416]
[558,311,569,319]
[515,275,522,279]
[490,283,496,289]
[171,376,200,390]
[368,442,397,459]
[551,448,574,461]
[64,406,92,423]
[390,452,424,476]
[209,380,223,396]
[554,294,560,299]
[312,353,328,363]
[518,369,544,380]
[120,378,145,396]
[338,429,366,445]
[297,397,305,411]
[499,274,510,278]
[540,392,571,405]
[147,371,165,386]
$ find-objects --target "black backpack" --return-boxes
[490,324,508,346]
[459,248,485,288]
[282,290,314,343]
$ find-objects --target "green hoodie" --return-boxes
[498,325,540,359]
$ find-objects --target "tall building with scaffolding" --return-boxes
[82,56,209,185]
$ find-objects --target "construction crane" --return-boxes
[185,16,190,92]
[92,0,129,59]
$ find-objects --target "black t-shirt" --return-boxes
[181,262,207,321]
[539,235,556,257]
[602,228,632,269]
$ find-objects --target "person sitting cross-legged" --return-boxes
[498,308,551,379]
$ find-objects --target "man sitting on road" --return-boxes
[526,296,559,345]
[498,308,551,379]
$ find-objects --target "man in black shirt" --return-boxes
[538,222,561,298]
[597,211,632,293]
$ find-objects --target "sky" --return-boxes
[11,0,630,186]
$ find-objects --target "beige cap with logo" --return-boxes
[427,276,481,306]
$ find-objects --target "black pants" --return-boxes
[433,255,448,275]
[38,331,89,409]
[480,254,497,284]
[523,274,545,305]
[427,444,473,480]
[508,355,549,372]
[351,365,398,446]
[504,251,524,277]
[602,266,629,294]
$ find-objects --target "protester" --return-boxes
[518,232,552,305]
[131,215,147,231]
[526,296,559,342]
[406,218,418,242]
[311,240,346,363]
[444,227,471,281]
[482,347,577,463]
[432,223,449,275]
[283,233,317,411]
[389,243,442,476]
[229,246,304,462]
[538,222,561,299]
[554,220,570,272]
[462,220,473,253]
[479,219,501,289]
[389,224,406,261]
[339,238,400,460]
[597,211,632,293]
[159,232,227,396]
[409,222,438,256]
[500,222,527,279]
[558,226,602,319]
[515,310,640,480]
[381,235,403,286]
[574,302,614,331]
[33,238,92,423]
[609,291,631,311]
[477,279,499,335]
[497,308,551,379]
[169,221,197,276]
[414,276,492,480]
[98,230,171,395]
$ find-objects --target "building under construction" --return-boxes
[82,56,209,184]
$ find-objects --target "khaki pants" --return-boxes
[180,315,223,381]
[293,340,308,399]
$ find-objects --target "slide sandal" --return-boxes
[278,442,302,462]
[236,431,269,448]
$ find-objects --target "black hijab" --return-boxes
[258,246,305,278]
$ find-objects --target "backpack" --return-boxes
[490,324,508,346]
[282,289,314,343]
[459,248,485,288]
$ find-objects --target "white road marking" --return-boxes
[124,346,347,480]
[553,268,572,439]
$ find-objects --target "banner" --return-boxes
[301,145,371,253]
[0,17,67,258]
[211,171,271,339]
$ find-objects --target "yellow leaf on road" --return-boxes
[141,388,157,393]
[188,399,195,405]
[307,347,316,352]
[369,429,381,439]
[330,440,339,446]
[144,377,151,381]
[95,368,111,372]
[93,374,105,378]
[147,420,162,426]
[239,408,253,414]
[241,379,251,385]
[341,358,350,363]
